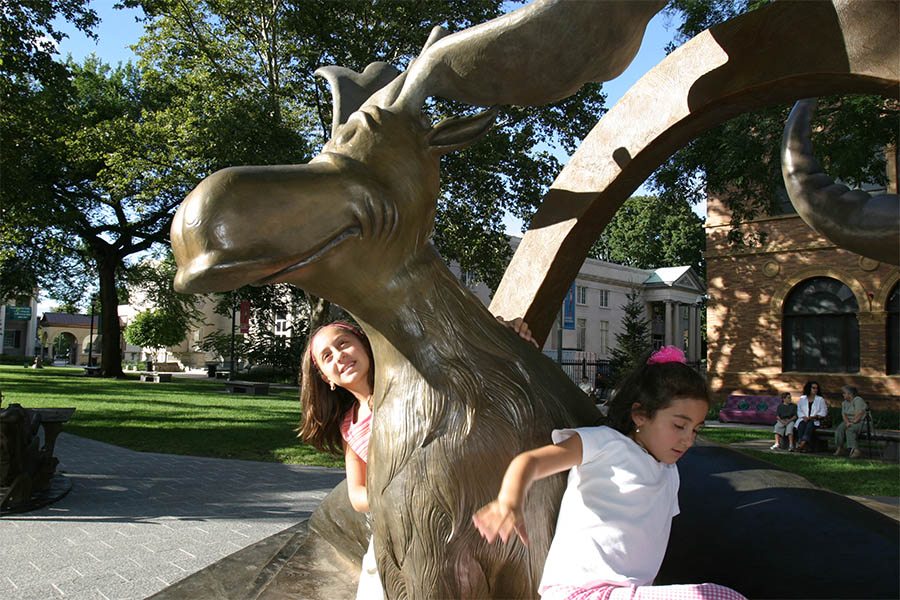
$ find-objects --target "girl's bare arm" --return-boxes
[473,434,583,546]
[344,442,369,513]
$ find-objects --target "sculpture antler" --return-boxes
[319,0,664,126]
[781,98,899,266]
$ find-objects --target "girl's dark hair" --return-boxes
[802,380,821,397]
[781,392,792,400]
[606,356,711,436]
[297,321,374,455]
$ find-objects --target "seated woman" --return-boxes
[833,385,867,459]
[795,381,828,453]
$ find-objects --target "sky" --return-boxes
[43,2,699,311]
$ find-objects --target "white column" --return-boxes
[664,301,673,346]
[673,302,682,349]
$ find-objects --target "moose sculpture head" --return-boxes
[171,0,898,597]
[172,0,665,312]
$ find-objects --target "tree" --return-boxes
[124,308,188,361]
[590,195,705,275]
[0,1,97,301]
[125,253,202,336]
[3,57,203,377]
[654,0,899,243]
[609,288,651,385]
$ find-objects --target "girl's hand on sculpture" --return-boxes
[496,316,539,348]
[473,498,530,546]
[474,436,583,547]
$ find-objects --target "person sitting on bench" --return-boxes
[833,385,867,459]
[795,381,827,453]
[771,392,797,451]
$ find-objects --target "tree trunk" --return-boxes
[96,253,124,378]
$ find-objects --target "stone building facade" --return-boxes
[705,195,899,409]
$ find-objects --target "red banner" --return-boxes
[239,300,250,333]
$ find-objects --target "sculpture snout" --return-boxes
[172,161,365,293]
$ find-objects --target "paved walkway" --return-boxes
[0,433,344,600]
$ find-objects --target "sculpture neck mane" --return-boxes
[357,244,498,382]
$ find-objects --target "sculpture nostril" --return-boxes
[181,192,205,228]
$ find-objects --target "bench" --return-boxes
[224,380,269,396]
[83,366,102,377]
[809,423,900,460]
[1,405,75,512]
[139,372,173,383]
[215,370,231,379]
[718,394,781,425]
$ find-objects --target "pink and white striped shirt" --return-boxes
[340,406,372,463]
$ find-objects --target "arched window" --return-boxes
[782,277,859,373]
[888,283,899,375]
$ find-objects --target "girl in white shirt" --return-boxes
[473,346,746,600]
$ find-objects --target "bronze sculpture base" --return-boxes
[0,472,73,516]
[148,520,357,600]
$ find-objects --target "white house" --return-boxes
[454,237,705,365]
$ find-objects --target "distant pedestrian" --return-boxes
[833,385,867,459]
[578,376,593,397]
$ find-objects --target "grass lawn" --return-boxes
[700,427,900,497]
[3,366,897,498]
[0,365,342,467]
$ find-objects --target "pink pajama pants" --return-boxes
[543,582,747,600]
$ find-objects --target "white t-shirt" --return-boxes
[538,426,680,593]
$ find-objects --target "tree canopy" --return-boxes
[590,195,705,275]
[124,308,187,351]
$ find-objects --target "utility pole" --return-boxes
[229,301,236,381]
[87,299,95,368]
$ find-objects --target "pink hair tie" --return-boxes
[647,346,687,365]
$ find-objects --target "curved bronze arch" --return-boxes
[490,0,900,344]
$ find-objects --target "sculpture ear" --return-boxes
[427,108,498,156]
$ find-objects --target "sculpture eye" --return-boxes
[337,123,359,145]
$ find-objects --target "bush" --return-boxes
[0,354,33,365]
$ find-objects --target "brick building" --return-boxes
[705,194,899,410]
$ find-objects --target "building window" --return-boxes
[3,330,21,349]
[576,318,586,350]
[576,285,588,305]
[275,311,289,335]
[888,283,899,375]
[598,289,609,308]
[782,277,859,373]
[599,320,609,354]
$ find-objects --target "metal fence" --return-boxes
[545,351,704,397]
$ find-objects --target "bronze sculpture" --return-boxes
[782,98,899,266]
[172,0,899,597]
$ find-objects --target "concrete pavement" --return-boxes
[0,433,344,600]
